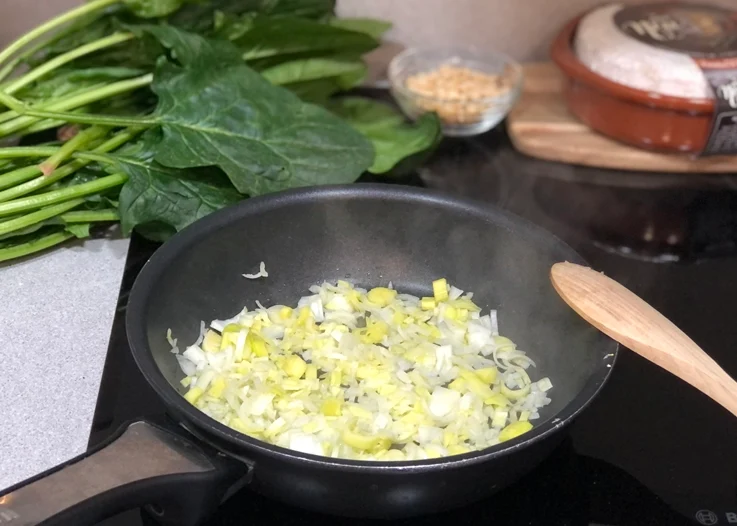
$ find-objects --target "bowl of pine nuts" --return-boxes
[388,47,523,137]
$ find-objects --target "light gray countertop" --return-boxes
[0,237,129,489]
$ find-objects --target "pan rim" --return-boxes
[126,184,619,473]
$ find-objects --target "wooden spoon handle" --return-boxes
[551,261,737,418]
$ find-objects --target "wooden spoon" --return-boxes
[550,261,737,418]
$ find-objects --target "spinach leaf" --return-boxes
[333,66,367,90]
[0,220,52,242]
[167,0,336,35]
[0,199,111,242]
[116,150,243,238]
[257,0,336,19]
[77,35,165,71]
[17,67,146,101]
[235,16,379,61]
[145,27,373,195]
[65,223,91,238]
[29,13,161,70]
[133,222,176,241]
[328,18,392,39]
[213,12,257,41]
[0,225,66,249]
[134,24,242,66]
[329,97,442,174]
[25,14,121,66]
[282,78,344,104]
[124,0,186,18]
[261,57,366,86]
[115,131,242,239]
[44,167,107,193]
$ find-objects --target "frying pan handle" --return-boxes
[0,420,250,526]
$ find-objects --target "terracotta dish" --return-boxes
[551,16,715,153]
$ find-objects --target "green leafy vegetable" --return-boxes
[24,17,120,68]
[261,57,366,86]
[236,16,379,61]
[120,175,236,238]
[281,78,342,104]
[329,97,442,174]
[117,161,241,238]
[328,18,392,39]
[135,24,242,66]
[116,136,243,238]
[0,0,436,264]
[16,67,146,101]
[0,219,52,242]
[213,12,257,41]
[124,0,185,18]
[167,0,336,36]
[0,227,75,263]
[0,205,116,243]
[254,0,337,19]
[147,28,373,195]
[64,222,91,238]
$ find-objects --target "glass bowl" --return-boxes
[388,47,524,137]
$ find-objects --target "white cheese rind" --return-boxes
[574,4,713,99]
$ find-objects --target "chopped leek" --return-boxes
[173,279,553,461]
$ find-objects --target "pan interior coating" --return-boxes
[132,186,615,464]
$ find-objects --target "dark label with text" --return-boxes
[615,3,737,155]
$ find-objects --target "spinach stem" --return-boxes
[0,91,26,113]
[39,125,109,175]
[0,231,75,263]
[1,33,135,96]
[0,165,78,203]
[0,166,40,192]
[67,150,121,165]
[0,0,120,69]
[0,128,138,197]
[0,38,55,84]
[20,113,86,136]
[0,18,89,83]
[0,74,152,137]
[0,147,72,159]
[0,89,90,124]
[0,146,120,166]
[0,172,127,218]
[61,209,119,223]
[10,108,156,129]
[0,198,84,237]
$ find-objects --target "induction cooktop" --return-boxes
[91,130,737,526]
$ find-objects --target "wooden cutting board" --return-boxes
[507,63,737,173]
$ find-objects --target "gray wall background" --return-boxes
[3,0,735,61]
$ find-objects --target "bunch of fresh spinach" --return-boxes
[0,0,440,263]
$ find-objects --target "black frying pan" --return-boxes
[0,185,617,526]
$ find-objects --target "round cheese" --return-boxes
[574,3,712,99]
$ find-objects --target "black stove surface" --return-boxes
[91,130,737,526]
